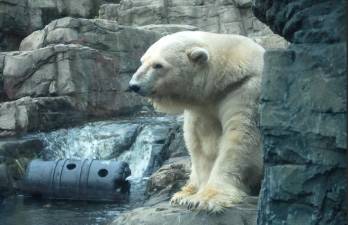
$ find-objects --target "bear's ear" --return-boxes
[187,47,209,64]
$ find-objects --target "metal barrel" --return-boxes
[21,159,131,202]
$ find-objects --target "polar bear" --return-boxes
[129,31,264,213]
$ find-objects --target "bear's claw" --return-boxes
[173,185,247,214]
[170,184,198,206]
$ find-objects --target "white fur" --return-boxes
[130,31,264,213]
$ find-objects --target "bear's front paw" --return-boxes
[170,184,197,206]
[181,185,247,214]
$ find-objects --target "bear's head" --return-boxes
[129,32,210,113]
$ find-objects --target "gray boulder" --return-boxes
[111,197,258,225]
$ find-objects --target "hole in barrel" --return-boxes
[98,169,108,177]
[66,163,76,170]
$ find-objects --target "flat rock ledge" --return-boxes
[111,197,258,225]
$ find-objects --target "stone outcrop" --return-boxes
[252,0,347,224]
[99,0,288,49]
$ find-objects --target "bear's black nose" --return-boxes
[128,84,140,93]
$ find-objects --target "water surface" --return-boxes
[0,116,179,225]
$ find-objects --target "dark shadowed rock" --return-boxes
[253,0,347,224]
[252,0,346,43]
[0,137,44,196]
[0,138,43,162]
[257,45,347,225]
[0,0,122,51]
[0,164,12,197]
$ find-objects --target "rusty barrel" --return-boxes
[21,159,131,202]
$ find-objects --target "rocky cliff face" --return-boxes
[0,18,162,137]
[0,0,287,136]
[2,1,342,225]
[252,0,347,224]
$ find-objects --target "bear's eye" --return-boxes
[152,63,163,69]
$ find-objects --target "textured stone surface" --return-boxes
[258,46,347,225]
[0,0,28,51]
[99,0,288,49]
[111,197,258,225]
[253,0,347,224]
[0,18,166,136]
[19,17,160,72]
[2,44,150,118]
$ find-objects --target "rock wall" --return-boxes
[0,18,165,137]
[0,0,289,137]
[252,0,347,224]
